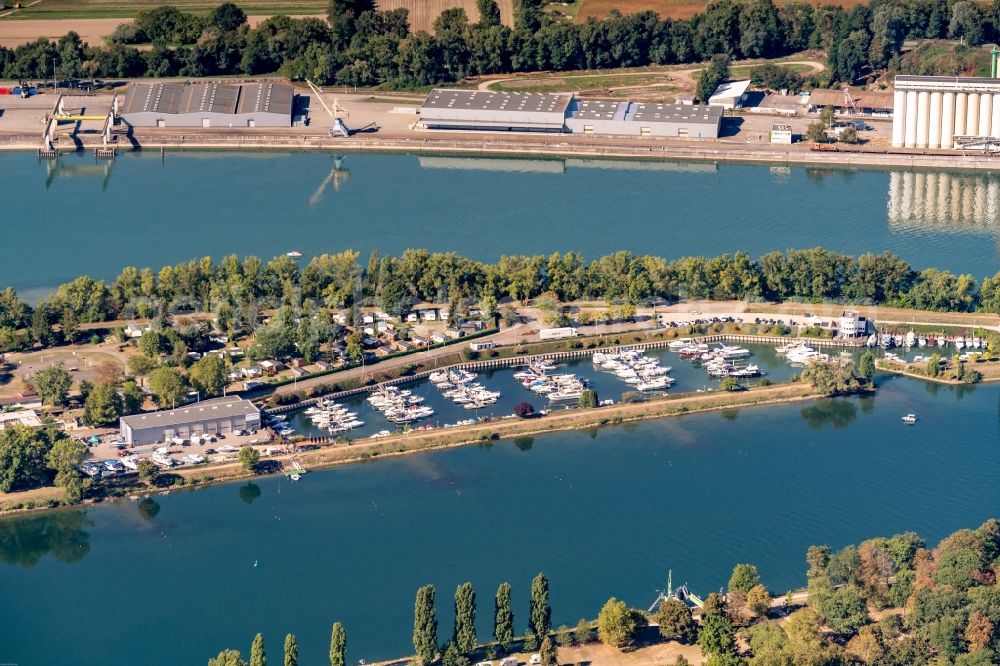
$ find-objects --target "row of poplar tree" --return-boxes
[413,573,556,665]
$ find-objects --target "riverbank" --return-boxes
[4,129,1000,172]
[0,380,822,515]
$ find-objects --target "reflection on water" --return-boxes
[137,498,160,521]
[0,510,92,568]
[417,156,718,174]
[800,399,858,429]
[239,483,262,505]
[888,171,1000,236]
[43,157,114,191]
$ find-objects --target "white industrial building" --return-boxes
[418,89,572,132]
[709,79,751,109]
[119,396,261,446]
[419,90,722,138]
[121,81,294,128]
[770,124,793,144]
[564,99,722,138]
[892,75,1000,149]
[838,311,868,338]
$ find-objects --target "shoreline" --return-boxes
[5,131,1000,172]
[0,381,822,517]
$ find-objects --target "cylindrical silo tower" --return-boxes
[904,90,919,147]
[967,93,980,135]
[928,91,942,148]
[992,93,1000,138]
[955,93,968,136]
[979,93,992,137]
[941,91,956,148]
[915,91,931,147]
[892,89,907,147]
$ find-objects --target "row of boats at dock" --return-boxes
[429,368,501,410]
[867,331,986,350]
[515,359,589,401]
[303,402,366,433]
[592,349,675,391]
[367,385,435,424]
[668,339,766,378]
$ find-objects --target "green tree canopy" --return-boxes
[530,572,552,641]
[597,597,647,649]
[453,582,477,655]
[190,353,228,397]
[729,563,761,592]
[413,584,438,665]
[655,598,698,643]
[208,649,247,666]
[249,633,265,666]
[84,381,124,427]
[33,363,72,406]
[148,366,188,408]
[329,622,346,666]
[494,581,514,653]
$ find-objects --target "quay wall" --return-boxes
[6,130,1000,171]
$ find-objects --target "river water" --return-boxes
[2,151,1000,299]
[2,152,1000,664]
[1,374,997,665]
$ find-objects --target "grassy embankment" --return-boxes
[876,355,1000,384]
[0,380,819,514]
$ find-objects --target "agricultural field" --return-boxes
[377,0,514,31]
[0,0,326,19]
[0,0,514,46]
[574,0,870,21]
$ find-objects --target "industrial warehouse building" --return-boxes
[708,79,752,109]
[418,89,572,132]
[564,99,721,138]
[120,397,261,446]
[892,75,1000,149]
[419,90,721,138]
[121,81,294,128]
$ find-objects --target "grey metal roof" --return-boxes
[121,397,260,430]
[123,82,294,116]
[628,103,722,124]
[237,82,294,114]
[185,82,239,114]
[571,100,628,120]
[422,89,572,115]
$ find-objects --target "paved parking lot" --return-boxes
[84,428,280,474]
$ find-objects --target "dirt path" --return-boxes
[477,59,827,94]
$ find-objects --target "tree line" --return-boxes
[2,247,999,354]
[4,0,1000,90]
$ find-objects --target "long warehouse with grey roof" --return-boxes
[565,99,722,138]
[119,396,261,446]
[121,81,294,128]
[418,89,723,138]
[419,89,573,132]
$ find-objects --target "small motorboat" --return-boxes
[902,413,917,425]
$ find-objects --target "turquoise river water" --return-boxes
[1,152,999,664]
[1,151,999,299]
